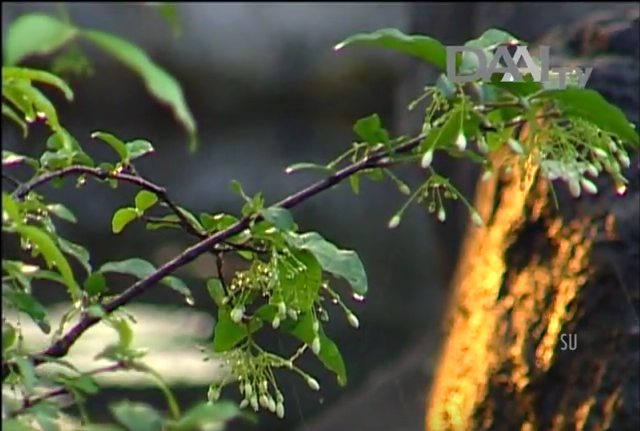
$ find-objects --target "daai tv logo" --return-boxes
[446,43,593,90]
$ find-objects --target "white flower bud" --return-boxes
[259,395,269,408]
[618,152,630,168]
[267,397,276,412]
[507,138,523,154]
[230,307,244,323]
[471,211,483,227]
[420,149,434,168]
[586,164,599,177]
[347,313,360,329]
[437,207,446,222]
[287,309,298,320]
[239,399,249,409]
[244,383,253,397]
[398,183,411,195]
[278,302,287,316]
[388,215,401,229]
[580,178,598,195]
[477,136,489,154]
[481,170,493,182]
[276,402,285,418]
[568,177,581,198]
[250,395,259,411]
[306,377,320,391]
[455,132,467,151]
[271,316,280,329]
[593,148,608,159]
[312,320,319,333]
[311,336,321,355]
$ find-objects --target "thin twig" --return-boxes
[1,133,426,381]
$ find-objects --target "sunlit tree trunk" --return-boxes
[425,16,639,431]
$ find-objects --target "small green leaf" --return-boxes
[353,114,389,148]
[112,207,140,234]
[176,402,246,429]
[213,308,262,352]
[162,275,194,305]
[109,317,134,349]
[336,28,448,70]
[126,140,154,160]
[58,238,92,274]
[285,231,368,295]
[284,163,334,174]
[16,225,80,299]
[2,192,22,223]
[84,272,108,297]
[77,426,125,431]
[66,374,100,394]
[10,80,61,131]
[532,88,639,146]
[260,207,296,231]
[3,103,28,137]
[2,67,74,100]
[15,357,38,393]
[421,108,464,152]
[134,190,158,212]
[129,361,180,419]
[488,80,541,98]
[82,30,197,151]
[2,419,36,431]
[279,250,322,312]
[349,175,360,194]
[435,74,457,99]
[2,323,17,353]
[206,278,226,307]
[46,203,77,223]
[4,14,78,66]
[289,313,347,386]
[110,401,163,431]
[465,28,521,50]
[4,290,50,333]
[91,132,129,161]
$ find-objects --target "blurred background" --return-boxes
[1,3,632,431]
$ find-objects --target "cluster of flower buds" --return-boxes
[238,378,286,417]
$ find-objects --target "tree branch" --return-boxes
[1,133,425,381]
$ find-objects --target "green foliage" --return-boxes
[2,9,638,431]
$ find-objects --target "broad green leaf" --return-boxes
[285,231,368,295]
[336,29,448,70]
[289,313,347,386]
[4,14,78,66]
[353,114,389,148]
[278,250,322,311]
[465,28,521,50]
[487,80,541,98]
[126,140,154,160]
[110,402,163,431]
[15,357,38,393]
[91,132,129,161]
[78,426,125,431]
[260,207,296,231]
[176,402,246,429]
[2,323,17,353]
[84,272,108,297]
[109,317,134,349]
[206,278,226,307]
[135,190,158,212]
[46,203,77,223]
[99,258,193,303]
[284,163,334,174]
[2,419,35,431]
[2,67,74,100]
[532,88,639,146]
[58,238,91,274]
[63,374,100,394]
[112,208,140,234]
[10,80,60,131]
[16,225,80,298]
[82,30,197,151]
[213,308,262,352]
[5,289,50,333]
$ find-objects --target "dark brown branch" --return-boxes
[1,133,425,381]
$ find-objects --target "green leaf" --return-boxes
[336,28,448,70]
[206,278,226,307]
[2,67,74,100]
[260,207,296,232]
[349,175,360,194]
[109,317,134,349]
[285,231,368,295]
[149,3,181,37]
[465,28,521,50]
[110,402,163,431]
[65,374,100,394]
[353,114,389,148]
[487,80,541,98]
[531,88,639,146]
[58,238,92,274]
[15,357,38,393]
[99,258,193,304]
[2,192,22,223]
[284,163,334,174]
[289,313,347,386]
[5,289,50,333]
[16,225,80,299]
[2,419,35,431]
[78,425,125,431]
[91,132,129,161]
[46,203,77,223]
[2,323,17,353]
[213,308,262,352]
[176,402,245,429]
[112,207,140,234]
[2,103,28,137]
[3,14,78,66]
[84,272,108,297]
[126,140,155,160]
[135,190,159,212]
[435,74,457,99]
[10,80,61,131]
[278,250,322,311]
[82,30,197,151]
[129,361,180,419]
[421,108,464,152]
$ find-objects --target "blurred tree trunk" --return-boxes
[426,10,639,431]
